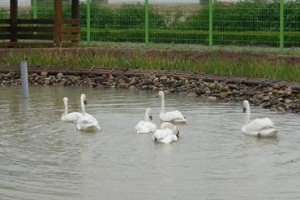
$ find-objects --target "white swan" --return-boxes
[134,108,157,134]
[152,122,179,144]
[61,97,83,122]
[157,91,187,123]
[76,94,101,131]
[242,100,278,137]
[159,122,179,135]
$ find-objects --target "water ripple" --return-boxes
[0,87,300,200]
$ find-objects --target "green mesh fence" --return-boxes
[1,0,300,49]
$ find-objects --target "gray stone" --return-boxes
[41,71,48,76]
[219,92,229,99]
[285,86,292,95]
[207,96,217,101]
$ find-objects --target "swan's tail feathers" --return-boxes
[258,128,278,137]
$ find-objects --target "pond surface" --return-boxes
[0,86,299,200]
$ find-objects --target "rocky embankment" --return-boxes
[1,69,300,113]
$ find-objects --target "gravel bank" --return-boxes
[1,69,300,113]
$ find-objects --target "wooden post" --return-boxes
[54,0,62,46]
[71,0,80,43]
[10,0,18,43]
[71,0,79,19]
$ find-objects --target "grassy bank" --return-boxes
[1,47,300,83]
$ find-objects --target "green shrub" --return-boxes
[4,0,300,47]
[114,4,166,29]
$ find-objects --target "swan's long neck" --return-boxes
[245,104,251,124]
[145,110,150,122]
[160,94,165,115]
[64,100,68,114]
[80,95,86,115]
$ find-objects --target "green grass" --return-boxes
[2,48,300,82]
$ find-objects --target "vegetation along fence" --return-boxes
[0,0,300,50]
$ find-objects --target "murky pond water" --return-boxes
[0,86,299,200]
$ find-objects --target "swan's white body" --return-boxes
[134,108,157,134]
[152,122,179,144]
[242,100,278,137]
[159,122,177,130]
[157,91,186,123]
[61,97,82,122]
[76,94,101,131]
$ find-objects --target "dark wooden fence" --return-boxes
[0,18,80,47]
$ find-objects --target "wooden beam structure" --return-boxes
[54,0,62,46]
[0,0,80,47]
[72,0,79,19]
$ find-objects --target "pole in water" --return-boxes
[20,61,29,98]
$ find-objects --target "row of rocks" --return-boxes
[1,70,300,113]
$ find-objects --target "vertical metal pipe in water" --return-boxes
[20,61,29,98]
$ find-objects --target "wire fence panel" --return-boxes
[213,1,280,47]
[1,0,300,49]
[284,1,300,47]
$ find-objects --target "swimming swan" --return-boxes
[76,94,101,131]
[152,122,179,144]
[134,108,157,134]
[157,91,186,123]
[61,97,82,122]
[159,122,180,136]
[242,100,278,137]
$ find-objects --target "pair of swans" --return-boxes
[134,91,186,133]
[134,91,185,144]
[242,100,278,137]
[61,94,101,131]
[134,108,179,144]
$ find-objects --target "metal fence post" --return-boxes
[33,0,37,19]
[209,0,213,48]
[280,0,284,51]
[87,0,91,46]
[145,0,149,47]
